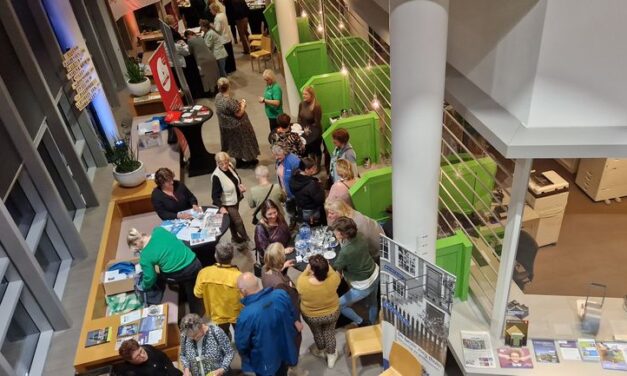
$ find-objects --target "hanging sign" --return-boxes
[148,43,184,111]
[62,46,101,111]
[379,235,457,376]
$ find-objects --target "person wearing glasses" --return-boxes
[211,152,249,244]
[179,313,234,376]
[127,227,204,314]
[114,338,182,375]
[151,167,201,220]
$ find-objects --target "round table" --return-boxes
[169,106,215,177]
[183,207,230,267]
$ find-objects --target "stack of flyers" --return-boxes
[597,342,627,371]
[117,323,139,338]
[556,340,581,360]
[531,339,559,363]
[498,347,533,368]
[115,335,138,350]
[460,331,496,368]
[578,338,600,362]
[140,315,165,333]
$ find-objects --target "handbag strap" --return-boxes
[252,185,274,220]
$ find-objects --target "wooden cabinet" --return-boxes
[575,158,627,202]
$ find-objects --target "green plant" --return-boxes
[125,58,146,84]
[106,138,141,173]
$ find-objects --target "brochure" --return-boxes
[556,340,581,361]
[497,347,533,368]
[531,339,559,363]
[598,341,627,371]
[142,304,164,318]
[578,338,600,362]
[85,327,112,347]
[117,323,138,337]
[504,319,528,347]
[460,331,496,368]
[120,310,141,325]
[115,334,138,350]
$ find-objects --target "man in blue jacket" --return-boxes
[235,272,299,376]
[272,144,301,199]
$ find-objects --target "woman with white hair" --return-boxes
[215,77,260,167]
[258,69,283,132]
[179,313,234,376]
[211,152,249,243]
[209,2,236,73]
[248,165,286,223]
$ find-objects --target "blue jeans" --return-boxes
[339,276,380,325]
[217,58,227,78]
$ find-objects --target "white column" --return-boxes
[390,0,449,263]
[275,0,300,116]
[490,158,532,338]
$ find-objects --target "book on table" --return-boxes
[85,327,112,347]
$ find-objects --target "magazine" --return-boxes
[556,340,581,361]
[139,315,165,333]
[460,331,496,368]
[578,338,600,362]
[117,323,138,338]
[504,319,528,347]
[498,347,534,368]
[85,327,112,347]
[115,334,138,350]
[597,341,627,371]
[531,339,559,363]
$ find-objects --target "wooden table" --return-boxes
[138,31,163,52]
[130,92,166,116]
[74,305,169,373]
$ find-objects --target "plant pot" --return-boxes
[113,161,146,188]
[126,78,151,97]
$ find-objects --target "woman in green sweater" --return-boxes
[127,227,204,314]
[331,217,380,327]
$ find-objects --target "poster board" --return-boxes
[148,43,183,111]
[62,46,102,111]
[380,235,457,375]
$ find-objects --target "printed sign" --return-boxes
[380,235,456,376]
[148,43,183,112]
[62,46,101,111]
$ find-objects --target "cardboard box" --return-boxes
[103,258,138,296]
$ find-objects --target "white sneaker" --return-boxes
[326,350,339,368]
[309,344,325,359]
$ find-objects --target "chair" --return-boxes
[345,323,382,376]
[379,342,423,376]
[250,36,275,72]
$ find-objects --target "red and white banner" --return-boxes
[148,43,184,111]
[108,0,161,20]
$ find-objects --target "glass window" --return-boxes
[0,278,7,303]
[1,301,40,375]
[37,140,77,216]
[4,182,36,238]
[34,232,61,286]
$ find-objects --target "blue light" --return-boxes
[42,0,119,144]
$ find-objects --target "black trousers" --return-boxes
[161,258,204,315]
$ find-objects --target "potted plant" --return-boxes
[125,58,151,97]
[106,139,146,187]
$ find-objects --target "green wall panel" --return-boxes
[322,112,380,165]
[296,17,313,42]
[270,25,280,52]
[263,4,277,32]
[328,36,370,70]
[349,166,391,222]
[439,154,497,215]
[352,64,391,107]
[436,230,472,301]
[286,41,330,93]
[301,72,352,131]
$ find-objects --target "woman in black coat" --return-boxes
[151,168,201,220]
[289,157,326,226]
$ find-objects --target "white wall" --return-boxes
[447,0,546,126]
[526,0,627,128]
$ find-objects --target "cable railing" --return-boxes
[294,0,513,318]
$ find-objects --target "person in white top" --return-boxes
[209,3,236,74]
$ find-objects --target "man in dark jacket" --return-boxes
[235,272,299,376]
[114,339,182,376]
[289,157,326,226]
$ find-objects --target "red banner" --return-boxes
[148,43,183,112]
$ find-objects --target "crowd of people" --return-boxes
[116,6,388,373]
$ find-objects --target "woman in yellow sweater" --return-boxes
[296,254,341,368]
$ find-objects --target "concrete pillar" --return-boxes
[390,0,449,263]
[275,0,300,115]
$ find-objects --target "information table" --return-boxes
[168,106,215,177]
[74,305,168,373]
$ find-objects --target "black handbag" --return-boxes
[253,225,269,277]
[251,185,274,225]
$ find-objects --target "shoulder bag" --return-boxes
[251,185,274,225]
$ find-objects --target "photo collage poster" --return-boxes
[380,235,457,376]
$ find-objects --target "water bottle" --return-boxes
[299,224,311,241]
[295,239,307,260]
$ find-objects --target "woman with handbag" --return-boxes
[179,313,234,376]
[254,200,293,256]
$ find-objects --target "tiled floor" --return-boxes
[44,43,383,375]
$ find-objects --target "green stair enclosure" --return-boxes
[352,65,391,108]
[263,4,277,32]
[381,108,391,155]
[435,230,472,301]
[301,72,352,131]
[296,17,314,42]
[349,167,392,222]
[328,36,370,70]
[439,153,497,215]
[270,26,281,52]
[322,112,380,165]
[286,41,330,93]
